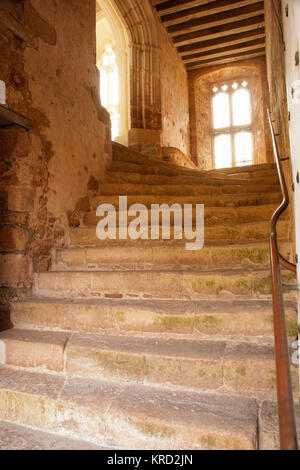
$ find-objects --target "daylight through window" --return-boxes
[98,43,120,140]
[212,80,253,169]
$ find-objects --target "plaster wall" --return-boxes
[282,0,300,282]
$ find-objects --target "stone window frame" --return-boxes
[210,76,254,168]
[98,41,121,141]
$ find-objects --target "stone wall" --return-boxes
[159,20,190,157]
[264,0,295,253]
[0,0,111,319]
[188,57,272,169]
[109,0,190,158]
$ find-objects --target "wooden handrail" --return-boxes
[267,109,298,450]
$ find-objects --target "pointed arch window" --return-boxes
[98,43,120,140]
[211,80,253,169]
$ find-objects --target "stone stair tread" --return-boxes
[1,329,298,402]
[12,297,297,343]
[0,420,106,450]
[97,182,279,196]
[112,144,275,174]
[32,267,296,301]
[13,295,296,314]
[91,192,281,210]
[110,160,277,179]
[69,220,286,248]
[0,327,276,361]
[105,170,279,186]
[0,365,259,449]
[259,401,300,450]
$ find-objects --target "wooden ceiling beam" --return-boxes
[186,48,265,69]
[172,15,265,46]
[152,0,215,16]
[168,2,264,36]
[182,38,265,63]
[178,28,265,55]
[161,0,262,27]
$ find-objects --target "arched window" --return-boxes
[211,80,253,169]
[98,43,120,141]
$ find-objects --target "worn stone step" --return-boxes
[0,420,106,450]
[11,298,298,342]
[62,335,299,400]
[91,192,281,211]
[206,162,275,174]
[83,204,282,228]
[112,144,275,175]
[259,401,300,450]
[110,160,277,179]
[53,241,292,272]
[32,268,296,300]
[98,182,279,197]
[1,329,297,400]
[0,365,259,449]
[104,170,279,187]
[69,220,286,247]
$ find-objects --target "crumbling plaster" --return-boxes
[0,0,111,309]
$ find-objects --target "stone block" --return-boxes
[0,226,29,251]
[0,254,32,288]
[8,187,34,212]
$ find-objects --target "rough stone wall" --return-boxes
[265,0,290,158]
[188,58,271,169]
[264,0,295,253]
[0,0,111,319]
[190,78,212,170]
[159,22,190,157]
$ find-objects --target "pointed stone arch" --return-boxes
[96,0,130,145]
[97,0,162,148]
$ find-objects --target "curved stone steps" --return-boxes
[53,241,292,272]
[32,268,296,300]
[97,182,279,196]
[0,365,259,449]
[11,297,298,343]
[83,203,282,227]
[0,328,298,400]
[104,170,279,187]
[91,192,281,210]
[69,220,286,247]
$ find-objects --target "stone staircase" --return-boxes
[0,142,299,450]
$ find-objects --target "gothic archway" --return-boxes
[96,0,130,145]
[97,0,162,148]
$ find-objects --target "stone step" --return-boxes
[110,160,277,179]
[97,182,278,196]
[32,268,296,300]
[83,204,281,228]
[0,365,259,449]
[69,220,286,247]
[11,298,298,342]
[53,241,292,272]
[104,170,279,187]
[0,329,297,400]
[91,192,281,211]
[259,401,300,450]
[0,420,106,450]
[112,144,275,175]
[207,162,275,175]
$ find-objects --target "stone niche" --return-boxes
[188,57,272,169]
